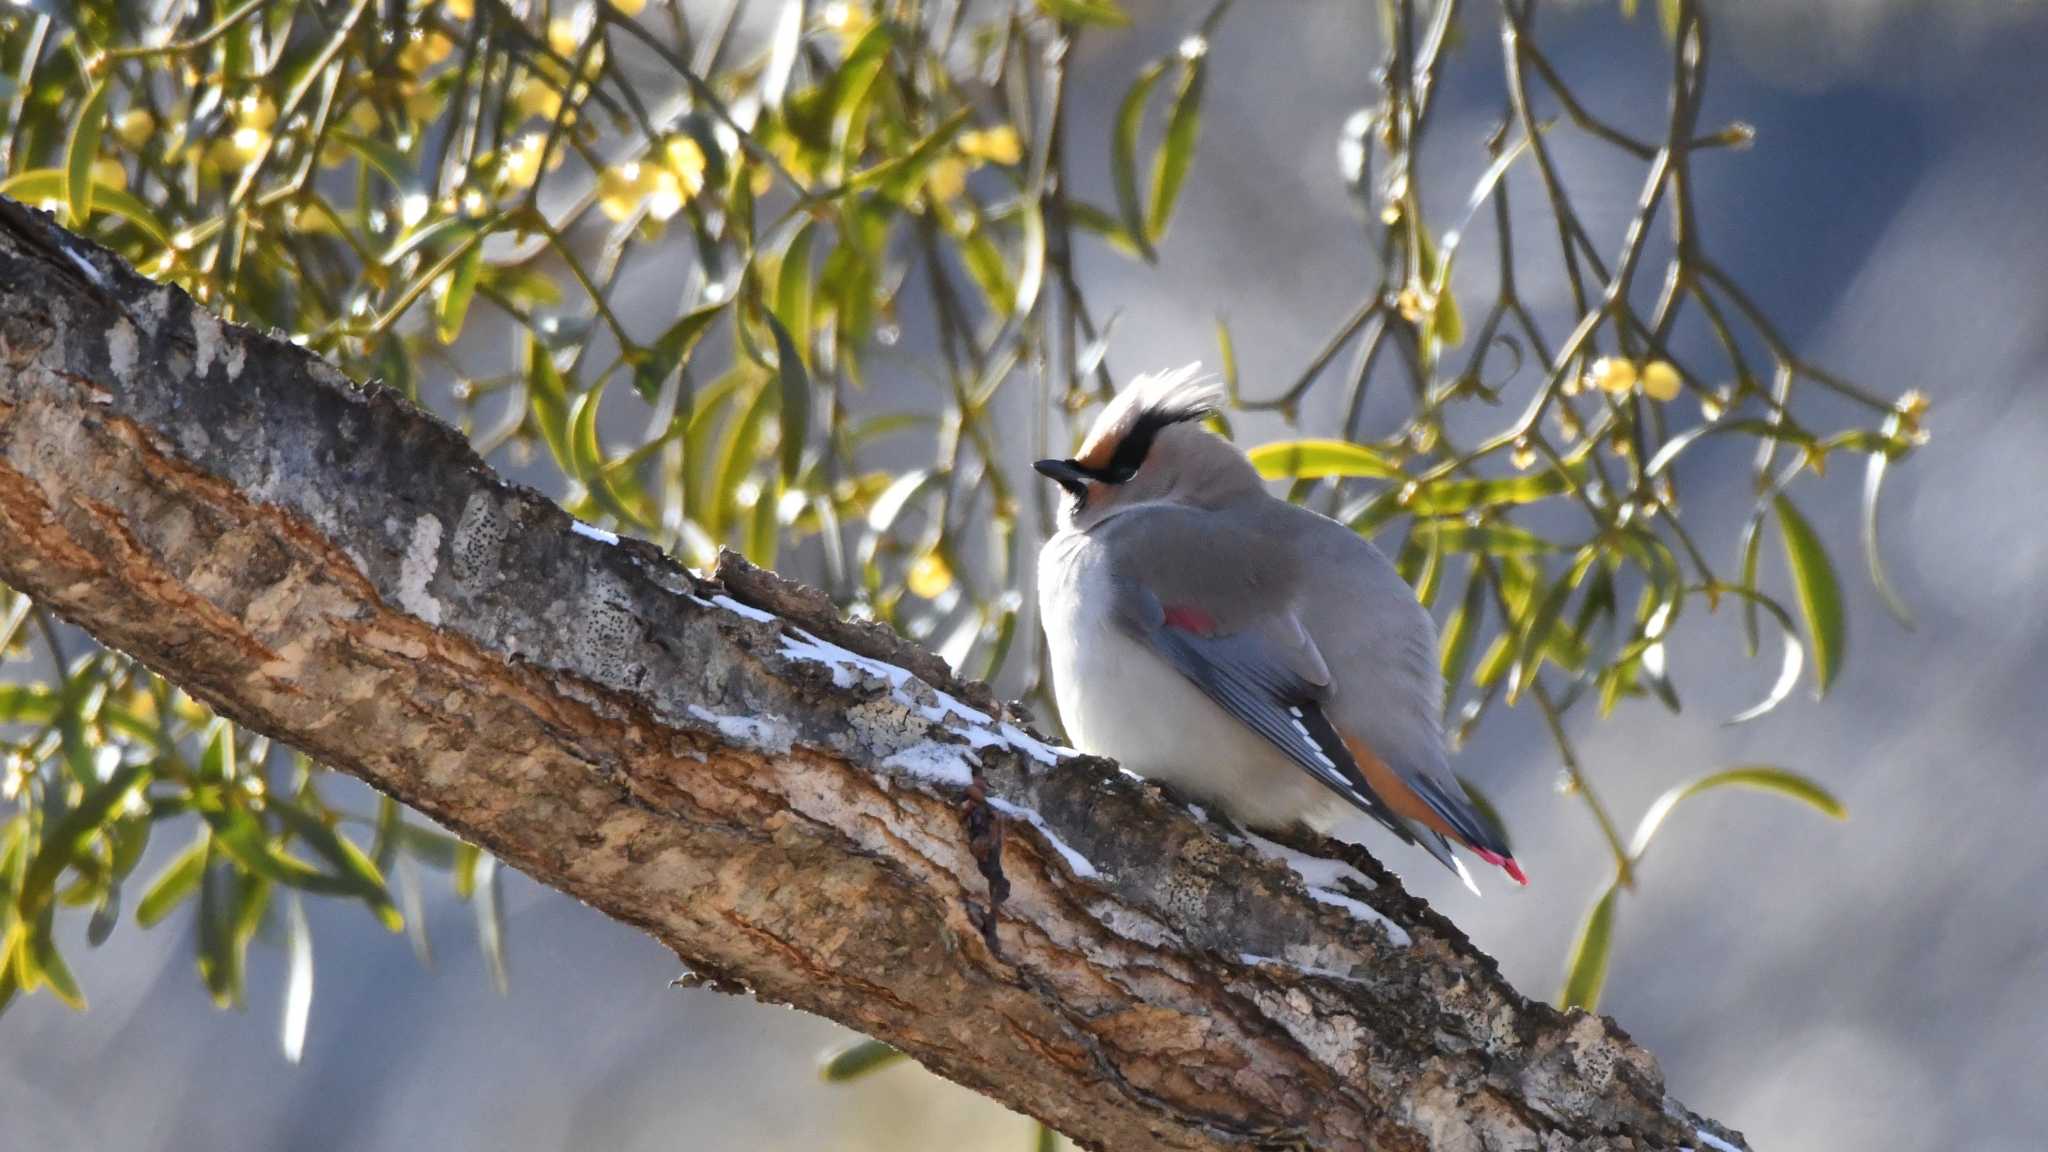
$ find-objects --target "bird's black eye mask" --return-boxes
[1034,401,1214,501]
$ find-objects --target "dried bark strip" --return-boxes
[0,200,1749,1152]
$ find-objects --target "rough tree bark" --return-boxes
[0,198,1751,1152]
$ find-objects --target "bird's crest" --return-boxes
[1075,363,1224,470]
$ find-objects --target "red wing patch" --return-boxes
[1161,604,1217,635]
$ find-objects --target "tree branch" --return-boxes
[0,198,1747,1152]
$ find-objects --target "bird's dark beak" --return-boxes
[1033,458,1091,496]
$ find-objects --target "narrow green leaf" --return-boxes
[19,760,147,916]
[633,301,724,404]
[1146,46,1208,244]
[758,0,804,111]
[1773,495,1845,697]
[765,311,811,483]
[1014,202,1046,316]
[64,75,113,227]
[0,682,60,725]
[396,855,432,966]
[958,224,1014,315]
[474,852,508,994]
[848,107,973,201]
[1034,0,1131,26]
[1558,881,1619,1012]
[1738,510,1764,657]
[1457,775,1512,855]
[1862,447,1915,629]
[435,242,483,345]
[1036,1121,1062,1152]
[1645,417,1807,478]
[199,719,235,779]
[1401,465,1582,516]
[1440,571,1485,704]
[568,383,606,487]
[1063,198,1145,259]
[747,471,783,570]
[1629,766,1846,860]
[371,795,403,873]
[527,335,576,474]
[1112,59,1168,263]
[1214,314,1240,402]
[27,909,84,1010]
[136,834,209,928]
[0,169,174,248]
[1718,584,1806,725]
[824,25,894,181]
[452,839,481,899]
[330,130,417,189]
[271,803,401,932]
[1510,548,1597,702]
[0,938,17,1019]
[196,856,236,1006]
[1247,439,1401,481]
[819,1037,904,1081]
[774,223,816,361]
[379,214,467,268]
[1413,520,1564,556]
[281,892,313,1063]
[86,879,120,947]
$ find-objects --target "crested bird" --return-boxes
[1034,365,1527,888]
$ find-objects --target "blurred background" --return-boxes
[5,1,2048,1149]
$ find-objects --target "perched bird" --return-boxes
[1035,365,1527,888]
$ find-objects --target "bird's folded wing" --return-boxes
[1112,579,1415,844]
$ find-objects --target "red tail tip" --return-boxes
[1473,848,1530,887]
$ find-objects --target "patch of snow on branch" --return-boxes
[1244,832,1409,947]
[882,742,977,787]
[571,520,620,545]
[780,628,1061,767]
[708,593,780,624]
[62,247,107,288]
[1238,953,1361,982]
[1694,1131,1743,1152]
[988,797,1098,879]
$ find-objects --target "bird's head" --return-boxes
[1035,364,1257,531]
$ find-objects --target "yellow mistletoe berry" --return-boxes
[1396,285,1427,323]
[1699,392,1725,421]
[446,0,475,16]
[513,81,567,125]
[958,126,1024,167]
[1641,359,1682,402]
[397,29,455,74]
[232,93,278,131]
[662,135,707,199]
[926,156,967,202]
[347,100,382,134]
[1589,356,1638,394]
[598,163,644,222]
[906,550,953,599]
[113,108,155,148]
[499,133,548,190]
[823,2,875,47]
[88,156,127,191]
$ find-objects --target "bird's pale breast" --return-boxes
[1037,529,1351,831]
